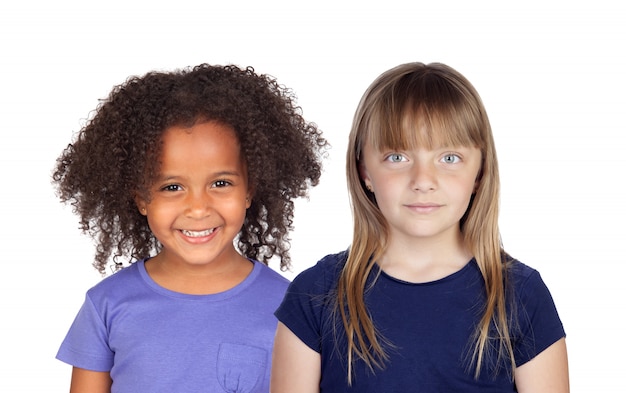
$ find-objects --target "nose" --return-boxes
[185,190,212,218]
[411,160,437,191]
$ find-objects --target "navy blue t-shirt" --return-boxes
[275,250,565,392]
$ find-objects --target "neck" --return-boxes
[145,251,253,295]
[378,229,471,283]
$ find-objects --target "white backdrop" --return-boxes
[1,1,624,391]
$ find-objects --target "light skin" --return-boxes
[271,141,569,392]
[70,120,254,392]
[360,143,481,282]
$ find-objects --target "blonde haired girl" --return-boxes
[271,62,568,392]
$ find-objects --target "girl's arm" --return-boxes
[270,322,321,393]
[514,337,569,392]
[69,367,112,393]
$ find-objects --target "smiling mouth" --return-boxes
[181,229,215,238]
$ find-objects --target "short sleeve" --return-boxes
[56,293,114,372]
[512,268,566,366]
[275,255,341,353]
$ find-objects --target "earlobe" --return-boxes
[359,163,373,193]
[135,195,148,216]
[473,175,482,193]
[245,188,254,209]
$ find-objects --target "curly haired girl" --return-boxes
[54,64,327,392]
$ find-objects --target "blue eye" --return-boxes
[442,154,461,164]
[386,154,406,163]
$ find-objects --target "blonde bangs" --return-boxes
[361,75,486,154]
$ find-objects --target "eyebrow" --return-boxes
[209,170,242,177]
[157,170,243,181]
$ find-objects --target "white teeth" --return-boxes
[182,229,214,237]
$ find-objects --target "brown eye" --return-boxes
[161,184,182,192]
[213,180,232,188]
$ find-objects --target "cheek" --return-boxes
[370,181,397,210]
[455,179,479,207]
[370,170,396,189]
[457,178,478,198]
[221,198,249,221]
[144,201,175,224]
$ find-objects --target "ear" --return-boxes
[135,194,148,216]
[473,153,485,193]
[473,169,483,194]
[245,186,255,209]
[359,161,374,192]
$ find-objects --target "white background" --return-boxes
[1,1,624,391]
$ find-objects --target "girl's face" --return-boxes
[136,121,252,270]
[360,141,481,247]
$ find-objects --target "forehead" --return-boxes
[159,121,244,174]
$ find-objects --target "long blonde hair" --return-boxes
[338,62,513,382]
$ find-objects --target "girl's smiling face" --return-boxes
[136,121,252,271]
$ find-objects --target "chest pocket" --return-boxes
[217,342,267,392]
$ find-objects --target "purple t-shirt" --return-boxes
[57,259,289,393]
[275,250,565,392]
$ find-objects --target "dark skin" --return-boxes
[70,368,111,393]
[53,64,327,275]
[70,122,258,391]
[54,64,328,391]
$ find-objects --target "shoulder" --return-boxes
[505,257,548,295]
[236,260,290,304]
[85,260,144,299]
[255,260,290,280]
[505,256,566,365]
[507,257,537,279]
[505,255,563,326]
[307,249,348,275]
[285,250,347,296]
[252,260,290,290]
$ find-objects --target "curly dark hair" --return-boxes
[53,64,328,275]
